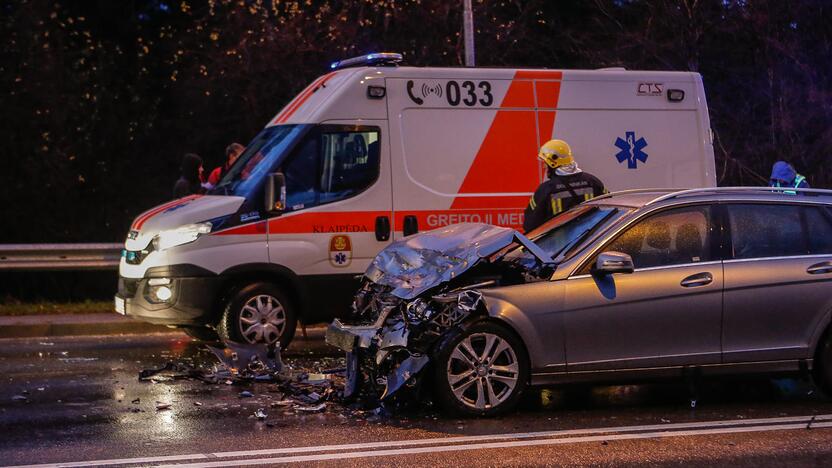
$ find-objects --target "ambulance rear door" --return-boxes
[551,70,717,190]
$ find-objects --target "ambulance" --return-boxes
[115,53,717,346]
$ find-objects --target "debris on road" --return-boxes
[254,408,267,420]
[134,340,367,418]
[155,402,171,411]
[295,402,326,412]
[206,341,283,378]
[11,394,28,402]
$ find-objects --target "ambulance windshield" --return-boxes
[210,124,309,198]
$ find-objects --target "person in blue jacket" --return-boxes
[769,160,809,191]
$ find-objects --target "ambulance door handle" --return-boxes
[403,215,419,237]
[375,216,391,242]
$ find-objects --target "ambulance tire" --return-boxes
[218,282,297,349]
[814,332,832,396]
[182,326,220,342]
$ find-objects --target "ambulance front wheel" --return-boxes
[217,282,297,349]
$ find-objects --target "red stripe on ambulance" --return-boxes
[131,194,202,230]
[450,71,563,212]
[395,209,525,232]
[272,71,341,125]
[213,210,386,236]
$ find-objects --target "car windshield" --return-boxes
[210,124,309,198]
[502,205,629,264]
[532,205,626,261]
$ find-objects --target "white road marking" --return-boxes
[164,421,832,467]
[8,414,830,468]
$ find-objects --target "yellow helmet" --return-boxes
[538,139,574,169]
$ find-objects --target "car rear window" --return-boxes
[804,206,832,255]
[727,204,809,259]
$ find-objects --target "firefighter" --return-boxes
[523,139,606,233]
[769,160,809,192]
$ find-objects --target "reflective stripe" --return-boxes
[551,197,563,215]
[794,175,806,187]
[529,197,537,210]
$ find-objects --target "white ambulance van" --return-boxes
[116,53,716,346]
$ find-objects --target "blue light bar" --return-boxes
[330,52,403,71]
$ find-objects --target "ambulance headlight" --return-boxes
[152,222,212,251]
[145,278,174,304]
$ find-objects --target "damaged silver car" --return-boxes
[328,188,832,416]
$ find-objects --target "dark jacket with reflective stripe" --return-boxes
[523,172,606,233]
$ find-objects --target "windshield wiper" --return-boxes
[552,209,619,262]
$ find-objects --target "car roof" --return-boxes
[587,187,832,209]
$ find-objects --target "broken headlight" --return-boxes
[404,298,435,323]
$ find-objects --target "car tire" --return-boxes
[814,332,832,395]
[217,282,297,349]
[433,321,528,417]
[182,326,219,342]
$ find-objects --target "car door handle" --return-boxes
[807,261,832,275]
[680,272,713,287]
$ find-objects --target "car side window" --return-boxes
[282,127,380,211]
[601,206,713,270]
[727,204,808,259]
[803,206,832,255]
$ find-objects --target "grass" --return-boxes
[0,300,113,316]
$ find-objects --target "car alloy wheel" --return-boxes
[446,332,520,410]
[238,294,286,344]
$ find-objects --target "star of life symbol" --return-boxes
[614,131,649,169]
[334,252,347,265]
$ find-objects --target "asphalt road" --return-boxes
[2,333,832,467]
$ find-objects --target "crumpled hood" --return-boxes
[125,195,245,250]
[770,161,797,183]
[364,223,553,300]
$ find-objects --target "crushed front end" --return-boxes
[325,223,553,406]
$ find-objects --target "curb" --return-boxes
[0,315,176,339]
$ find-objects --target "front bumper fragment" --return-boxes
[325,319,378,352]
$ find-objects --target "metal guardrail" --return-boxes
[0,243,122,271]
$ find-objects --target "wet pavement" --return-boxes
[1,333,832,466]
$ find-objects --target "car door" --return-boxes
[722,203,832,362]
[562,204,723,372]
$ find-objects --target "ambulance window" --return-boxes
[319,130,379,203]
[283,138,319,211]
[281,126,380,211]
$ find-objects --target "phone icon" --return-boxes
[406,80,424,105]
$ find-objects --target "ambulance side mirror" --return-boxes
[265,172,287,214]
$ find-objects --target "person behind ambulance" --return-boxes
[172,152,205,199]
[769,160,809,191]
[206,142,245,189]
[523,139,606,232]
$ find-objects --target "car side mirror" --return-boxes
[265,172,286,214]
[593,251,634,275]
